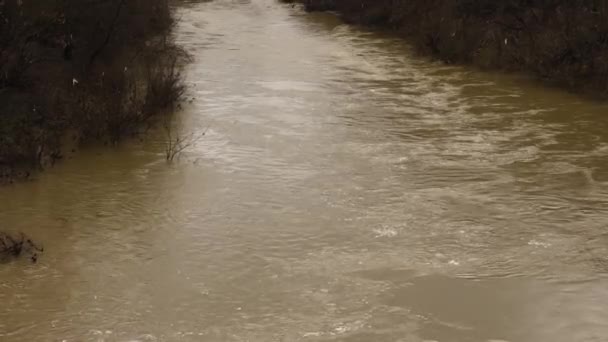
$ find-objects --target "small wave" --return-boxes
[528,240,552,248]
[373,226,399,238]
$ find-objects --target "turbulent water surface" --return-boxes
[2,0,608,341]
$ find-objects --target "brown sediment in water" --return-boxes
[1,1,608,340]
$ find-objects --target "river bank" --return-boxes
[284,0,608,99]
[0,0,185,183]
[2,1,608,340]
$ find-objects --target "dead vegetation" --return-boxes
[163,119,207,162]
[0,0,187,182]
[285,0,608,98]
[0,232,43,264]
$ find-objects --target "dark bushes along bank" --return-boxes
[285,0,608,98]
[0,0,186,182]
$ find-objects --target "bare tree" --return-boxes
[163,119,208,162]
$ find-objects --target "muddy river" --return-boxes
[1,0,608,341]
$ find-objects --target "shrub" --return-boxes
[285,0,608,97]
[0,0,186,180]
[0,232,43,263]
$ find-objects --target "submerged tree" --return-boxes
[0,232,43,263]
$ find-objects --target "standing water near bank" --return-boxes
[1,0,608,341]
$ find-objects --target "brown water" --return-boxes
[2,1,608,341]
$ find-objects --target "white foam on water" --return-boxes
[528,240,552,248]
[330,320,366,336]
[373,226,399,238]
